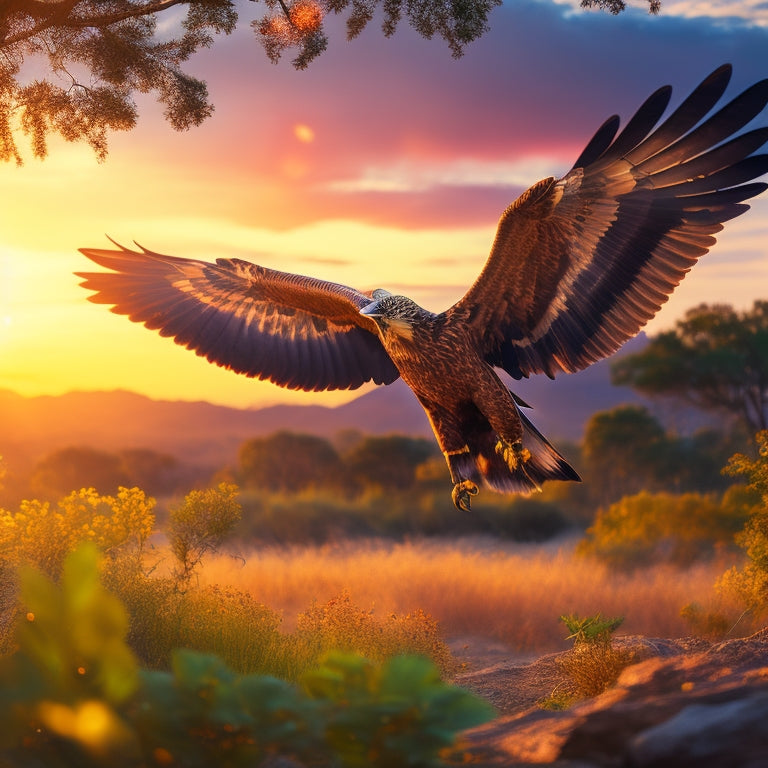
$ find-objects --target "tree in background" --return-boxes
[576,490,746,570]
[582,405,739,508]
[239,431,344,493]
[116,448,187,497]
[582,405,670,507]
[30,446,129,500]
[342,435,437,495]
[613,302,768,439]
[1,0,661,162]
[27,446,190,501]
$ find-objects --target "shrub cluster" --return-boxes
[0,486,155,577]
[0,483,455,682]
[576,490,749,570]
[0,545,494,767]
[236,485,572,544]
[715,431,768,624]
[576,431,768,637]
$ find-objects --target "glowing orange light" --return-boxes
[289,0,323,33]
[293,124,315,143]
[26,612,35,622]
[153,747,174,765]
[261,14,292,37]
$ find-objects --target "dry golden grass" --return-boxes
[197,536,742,654]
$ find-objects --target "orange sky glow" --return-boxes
[1,1,767,409]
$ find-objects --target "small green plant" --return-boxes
[550,613,632,705]
[561,613,625,645]
[0,544,495,767]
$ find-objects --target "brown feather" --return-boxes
[77,244,399,391]
[445,64,768,380]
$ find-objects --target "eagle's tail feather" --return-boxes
[458,409,580,495]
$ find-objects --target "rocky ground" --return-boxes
[451,629,768,766]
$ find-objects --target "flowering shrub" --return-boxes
[0,486,155,577]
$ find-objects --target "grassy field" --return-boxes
[196,535,742,654]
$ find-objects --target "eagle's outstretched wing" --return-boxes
[77,243,399,391]
[445,64,768,379]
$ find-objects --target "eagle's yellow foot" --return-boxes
[495,439,531,470]
[452,480,479,512]
[495,439,542,492]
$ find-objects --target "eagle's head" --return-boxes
[360,291,426,341]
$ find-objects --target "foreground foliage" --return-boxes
[0,482,454,679]
[0,544,494,767]
[716,430,768,623]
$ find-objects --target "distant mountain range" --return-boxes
[1,334,678,475]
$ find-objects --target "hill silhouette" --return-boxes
[0,335,674,489]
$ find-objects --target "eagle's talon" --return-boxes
[452,480,479,512]
[495,439,531,470]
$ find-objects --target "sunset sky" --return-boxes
[1,0,767,410]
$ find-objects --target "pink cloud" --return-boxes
[105,2,768,235]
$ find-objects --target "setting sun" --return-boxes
[293,123,315,143]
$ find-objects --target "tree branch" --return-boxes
[1,0,189,46]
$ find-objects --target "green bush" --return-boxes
[105,566,286,675]
[715,432,768,625]
[304,652,492,767]
[0,545,494,767]
[577,491,746,570]
[168,481,242,583]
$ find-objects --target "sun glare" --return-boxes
[293,123,315,143]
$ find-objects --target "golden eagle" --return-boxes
[78,65,768,511]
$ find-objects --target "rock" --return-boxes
[628,690,768,767]
[459,628,768,767]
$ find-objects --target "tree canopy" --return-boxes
[1,0,661,163]
[612,301,768,438]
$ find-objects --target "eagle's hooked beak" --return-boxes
[360,300,382,319]
[361,288,392,319]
